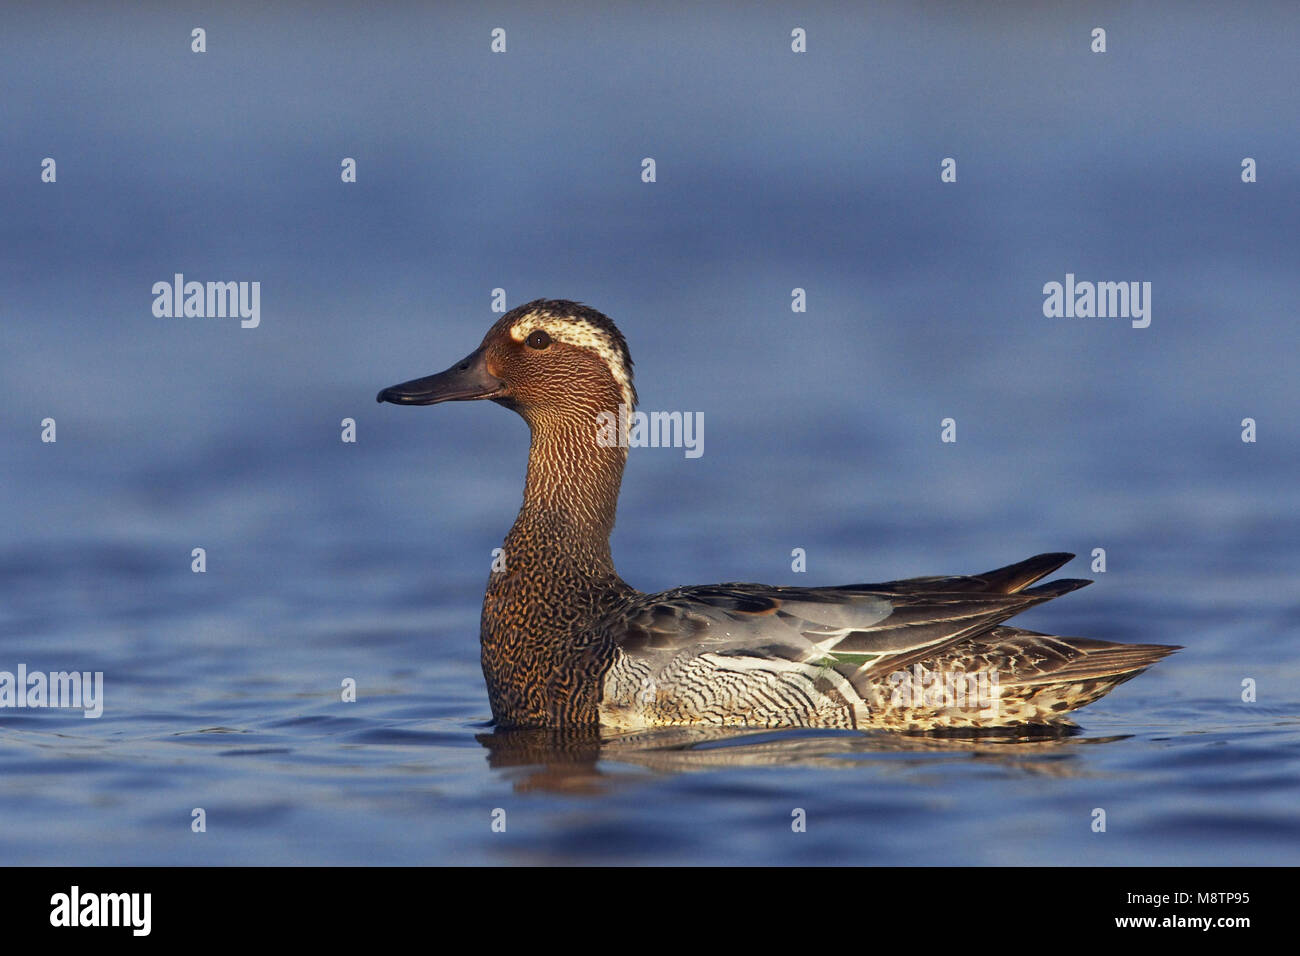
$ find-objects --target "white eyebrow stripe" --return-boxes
[509,312,636,416]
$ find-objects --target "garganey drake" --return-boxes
[378,299,1177,732]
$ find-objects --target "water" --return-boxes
[2,3,1298,866]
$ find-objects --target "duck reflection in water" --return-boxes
[476,724,1130,795]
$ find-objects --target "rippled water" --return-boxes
[3,428,1296,865]
[3,4,1298,865]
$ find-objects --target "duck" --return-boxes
[377,299,1177,732]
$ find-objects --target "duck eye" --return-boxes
[526,330,551,350]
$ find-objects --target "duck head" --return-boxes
[376,299,636,430]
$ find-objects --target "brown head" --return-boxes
[376,299,636,428]
[377,300,637,529]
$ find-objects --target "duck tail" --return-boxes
[862,627,1179,730]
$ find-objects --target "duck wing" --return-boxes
[598,553,1095,728]
[611,552,1085,674]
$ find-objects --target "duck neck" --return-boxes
[509,408,627,579]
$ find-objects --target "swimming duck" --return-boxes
[378,299,1176,731]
